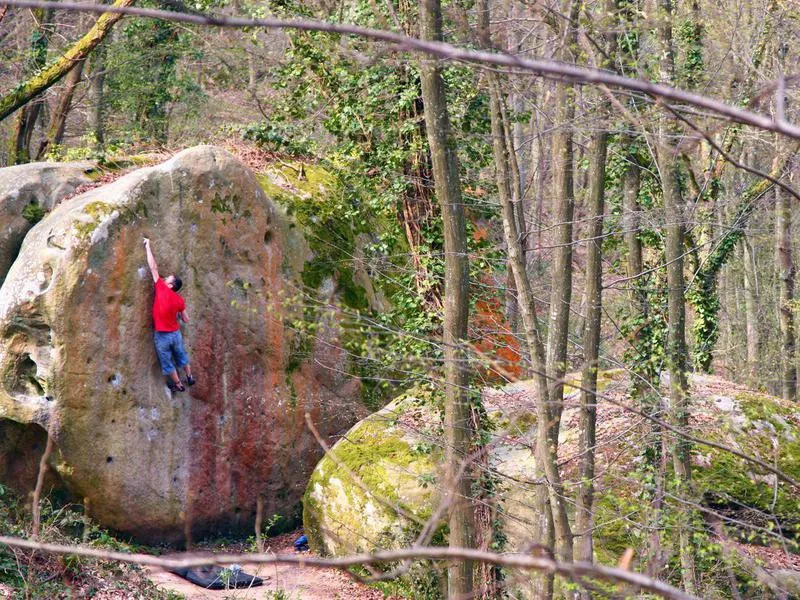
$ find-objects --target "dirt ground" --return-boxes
[145,534,394,600]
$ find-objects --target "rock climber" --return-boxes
[143,237,195,393]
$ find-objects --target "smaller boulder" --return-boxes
[0,161,96,283]
[303,390,442,556]
[303,373,800,598]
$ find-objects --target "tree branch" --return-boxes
[1,0,800,139]
[0,0,134,122]
[0,535,699,600]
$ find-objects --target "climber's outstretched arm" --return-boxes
[143,238,159,282]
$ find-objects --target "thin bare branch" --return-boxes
[31,425,55,540]
[0,535,699,600]
[1,0,800,139]
[667,105,800,203]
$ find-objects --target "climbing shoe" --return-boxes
[186,375,196,387]
[167,380,185,393]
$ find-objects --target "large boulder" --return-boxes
[303,373,800,596]
[0,146,365,543]
[0,161,96,284]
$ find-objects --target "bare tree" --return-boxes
[0,0,134,123]
[418,0,474,595]
[36,59,85,159]
[6,5,52,164]
[657,0,697,592]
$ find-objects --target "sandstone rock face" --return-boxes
[303,373,800,597]
[0,161,96,284]
[0,147,364,543]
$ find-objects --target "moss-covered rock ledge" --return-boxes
[303,372,800,597]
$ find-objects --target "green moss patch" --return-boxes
[303,394,440,558]
[691,392,800,544]
[312,418,429,508]
[256,165,369,311]
[22,200,45,224]
[72,200,116,239]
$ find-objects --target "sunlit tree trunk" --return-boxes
[489,77,560,592]
[657,0,697,592]
[546,0,580,440]
[575,126,607,568]
[417,1,473,596]
[740,239,759,381]
[776,182,796,400]
[479,11,553,600]
[87,43,107,151]
[574,0,615,574]
[541,0,581,567]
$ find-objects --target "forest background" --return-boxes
[0,0,799,598]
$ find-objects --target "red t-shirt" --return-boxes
[152,279,185,332]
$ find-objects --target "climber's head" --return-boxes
[165,274,183,292]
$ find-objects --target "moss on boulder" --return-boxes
[303,371,800,596]
[304,389,441,556]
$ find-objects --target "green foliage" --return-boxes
[678,18,705,89]
[246,0,496,410]
[620,274,668,385]
[604,135,668,391]
[105,2,205,145]
[0,489,175,598]
[687,180,767,371]
[686,272,719,372]
[44,135,100,163]
[21,200,45,224]
[243,122,314,156]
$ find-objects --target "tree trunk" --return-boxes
[490,78,568,587]
[687,0,778,370]
[658,0,697,592]
[742,239,760,383]
[36,60,85,159]
[417,1,473,596]
[542,1,580,564]
[575,0,615,571]
[0,0,135,124]
[545,0,580,442]
[661,145,698,596]
[776,182,796,400]
[7,6,53,164]
[9,104,43,165]
[87,43,107,150]
[575,128,607,567]
[623,149,643,287]
[481,0,575,572]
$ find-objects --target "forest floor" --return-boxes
[144,532,396,600]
